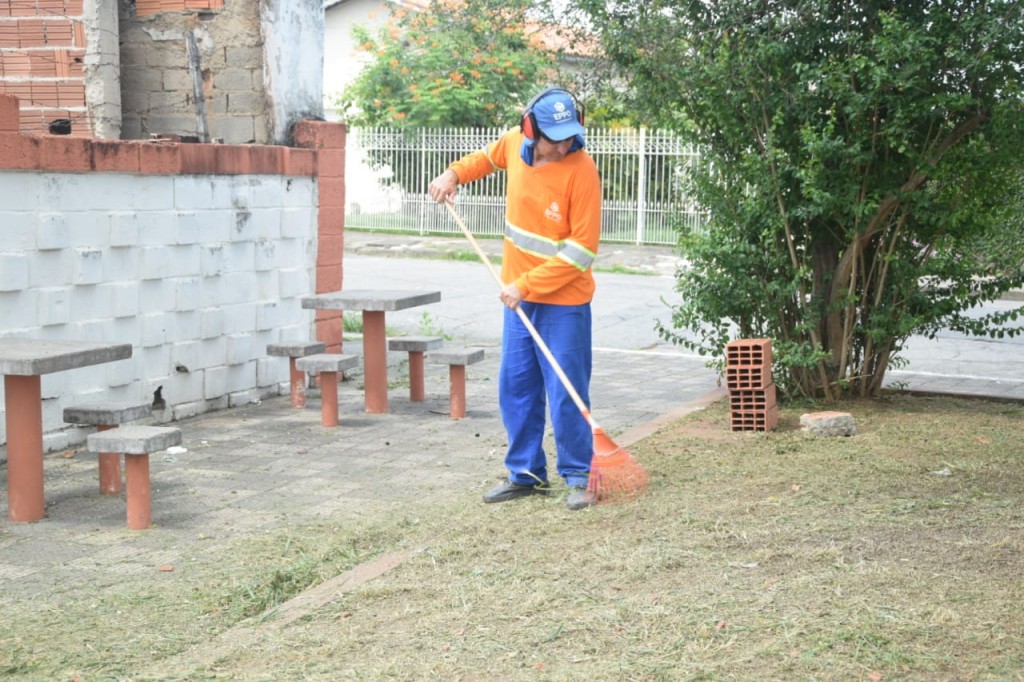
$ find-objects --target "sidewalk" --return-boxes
[343,229,1024,402]
[343,228,687,276]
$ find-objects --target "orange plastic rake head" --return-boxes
[587,427,649,503]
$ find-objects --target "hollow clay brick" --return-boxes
[725,338,773,368]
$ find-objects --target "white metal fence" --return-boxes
[343,126,706,245]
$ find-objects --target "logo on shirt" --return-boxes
[544,201,563,223]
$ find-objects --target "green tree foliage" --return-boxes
[338,0,556,129]
[581,0,1024,400]
[337,0,563,200]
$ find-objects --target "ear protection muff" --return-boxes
[520,87,585,141]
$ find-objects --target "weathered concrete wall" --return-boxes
[0,95,348,456]
[119,0,269,143]
[0,166,318,453]
[262,0,325,144]
[118,0,324,146]
[82,0,122,139]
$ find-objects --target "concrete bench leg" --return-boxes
[449,364,467,419]
[5,374,45,522]
[125,453,152,530]
[362,310,388,413]
[319,371,340,427]
[408,351,427,402]
[289,357,307,409]
[96,424,122,495]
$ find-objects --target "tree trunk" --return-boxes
[811,240,841,388]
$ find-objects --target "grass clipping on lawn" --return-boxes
[5,394,1024,680]
[190,395,1024,680]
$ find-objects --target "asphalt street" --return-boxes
[342,233,1024,401]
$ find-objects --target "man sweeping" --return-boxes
[427,87,602,510]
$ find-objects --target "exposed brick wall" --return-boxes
[1,3,322,144]
[0,0,88,136]
[0,86,17,131]
[136,0,225,17]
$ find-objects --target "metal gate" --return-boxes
[343,126,706,245]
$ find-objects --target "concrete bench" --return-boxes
[64,401,152,495]
[428,347,485,419]
[267,342,326,408]
[388,336,443,402]
[86,425,182,530]
[295,353,360,426]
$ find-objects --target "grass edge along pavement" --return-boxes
[2,393,1023,680]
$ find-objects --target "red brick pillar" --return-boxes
[0,95,20,134]
[294,120,347,353]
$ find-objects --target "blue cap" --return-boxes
[532,91,585,141]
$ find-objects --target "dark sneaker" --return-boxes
[566,485,596,510]
[482,480,548,504]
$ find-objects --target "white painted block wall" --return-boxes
[0,170,318,453]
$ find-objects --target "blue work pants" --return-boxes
[499,302,592,487]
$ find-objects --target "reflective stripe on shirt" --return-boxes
[482,145,501,172]
[558,239,597,272]
[505,222,596,272]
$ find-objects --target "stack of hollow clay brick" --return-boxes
[725,338,779,432]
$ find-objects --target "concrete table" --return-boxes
[0,338,133,522]
[301,290,441,413]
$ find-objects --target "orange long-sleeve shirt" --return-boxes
[448,129,602,306]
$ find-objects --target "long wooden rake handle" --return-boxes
[444,202,599,430]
